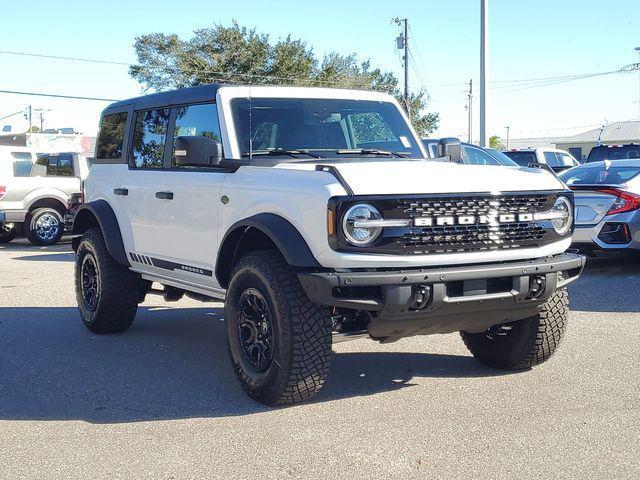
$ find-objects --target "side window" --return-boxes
[543,151,560,167]
[172,103,222,167]
[96,112,127,160]
[131,108,170,169]
[11,152,32,177]
[32,156,48,176]
[558,153,577,167]
[56,155,74,176]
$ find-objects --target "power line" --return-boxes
[0,50,130,66]
[0,89,118,102]
[0,49,635,96]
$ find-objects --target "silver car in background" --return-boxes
[559,159,640,252]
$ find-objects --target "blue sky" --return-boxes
[1,0,639,139]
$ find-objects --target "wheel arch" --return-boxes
[72,200,130,266]
[216,213,320,289]
[27,197,67,216]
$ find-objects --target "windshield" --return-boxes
[230,97,423,158]
[587,145,640,163]
[559,162,640,185]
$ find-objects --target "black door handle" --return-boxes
[155,191,174,200]
[113,188,128,196]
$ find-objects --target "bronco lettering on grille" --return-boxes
[414,212,535,227]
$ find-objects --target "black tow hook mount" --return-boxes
[527,275,546,299]
[409,285,432,310]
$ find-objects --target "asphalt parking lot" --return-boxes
[0,240,638,479]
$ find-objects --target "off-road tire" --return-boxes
[75,227,141,334]
[0,227,16,243]
[25,207,64,246]
[225,250,332,406]
[460,287,569,370]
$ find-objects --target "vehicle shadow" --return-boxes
[12,252,75,262]
[0,239,74,261]
[569,252,640,313]
[0,305,502,423]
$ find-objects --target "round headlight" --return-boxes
[551,196,573,235]
[342,203,382,246]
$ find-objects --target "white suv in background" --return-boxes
[71,84,584,405]
[0,151,93,244]
[503,148,580,173]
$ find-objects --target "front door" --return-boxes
[152,102,226,290]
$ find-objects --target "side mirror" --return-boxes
[174,136,223,167]
[437,137,463,163]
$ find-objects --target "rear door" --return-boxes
[151,102,226,289]
[122,107,172,261]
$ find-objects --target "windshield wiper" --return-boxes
[241,149,322,159]
[335,148,410,158]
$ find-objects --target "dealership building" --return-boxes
[509,120,640,161]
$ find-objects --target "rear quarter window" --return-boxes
[96,112,128,160]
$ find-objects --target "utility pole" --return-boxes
[393,17,410,118]
[27,105,32,131]
[505,126,510,148]
[467,79,473,143]
[480,0,489,147]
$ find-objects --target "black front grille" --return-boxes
[399,194,550,218]
[395,194,553,253]
[329,192,566,255]
[401,222,548,254]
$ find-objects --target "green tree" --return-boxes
[489,135,504,149]
[130,22,439,135]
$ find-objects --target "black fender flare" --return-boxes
[72,200,130,266]
[216,213,320,288]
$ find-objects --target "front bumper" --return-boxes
[298,252,585,342]
[573,213,640,251]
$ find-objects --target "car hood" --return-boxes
[277,160,566,195]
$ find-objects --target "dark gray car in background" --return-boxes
[559,159,640,252]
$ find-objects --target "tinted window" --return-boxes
[462,145,500,165]
[56,155,74,176]
[231,98,422,158]
[36,154,75,176]
[131,108,170,169]
[11,152,32,176]
[96,112,127,160]
[587,145,640,163]
[559,164,640,185]
[503,151,537,166]
[172,103,222,167]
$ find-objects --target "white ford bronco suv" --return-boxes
[72,84,584,405]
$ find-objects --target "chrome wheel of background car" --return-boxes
[237,288,274,373]
[35,213,61,242]
[81,253,100,312]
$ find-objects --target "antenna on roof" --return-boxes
[595,122,607,147]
